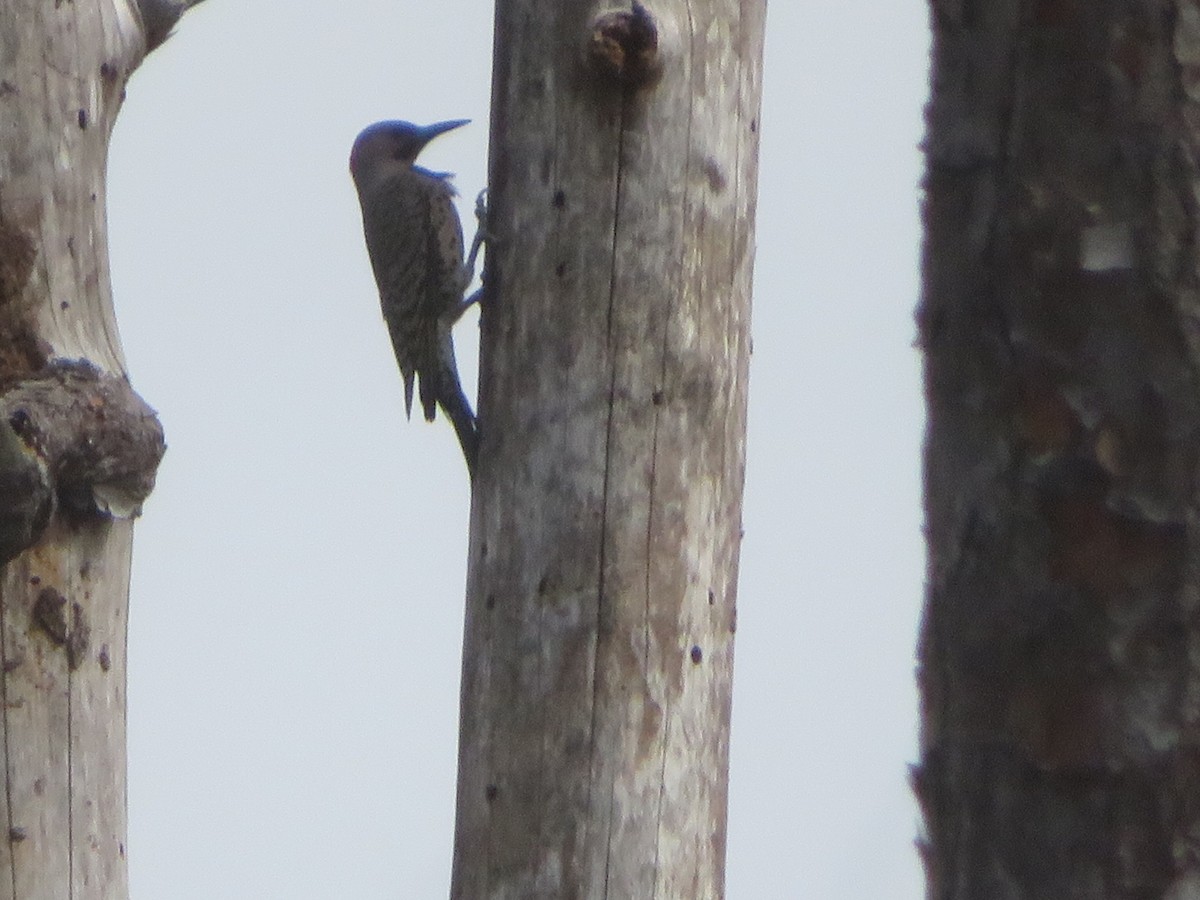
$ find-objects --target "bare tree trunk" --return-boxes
[918,2,1200,895]
[0,2,190,894]
[450,1,765,897]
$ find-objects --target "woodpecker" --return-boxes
[349,119,480,477]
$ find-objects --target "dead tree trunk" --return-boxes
[918,2,1200,895]
[0,2,191,894]
[451,1,765,896]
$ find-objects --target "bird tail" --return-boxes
[421,320,479,478]
[401,367,417,420]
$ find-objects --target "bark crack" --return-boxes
[595,115,626,898]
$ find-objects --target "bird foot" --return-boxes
[462,189,497,290]
[449,287,483,324]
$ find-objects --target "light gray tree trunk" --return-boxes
[918,1,1200,895]
[0,1,191,895]
[451,1,766,897]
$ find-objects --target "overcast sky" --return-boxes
[105,2,930,897]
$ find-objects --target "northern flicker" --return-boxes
[349,118,480,476]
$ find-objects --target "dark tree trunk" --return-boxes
[918,2,1200,896]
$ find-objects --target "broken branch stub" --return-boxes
[587,2,662,93]
[0,359,165,553]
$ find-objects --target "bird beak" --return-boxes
[422,119,471,141]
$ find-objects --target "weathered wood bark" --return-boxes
[918,2,1200,896]
[451,1,765,897]
[0,1,190,895]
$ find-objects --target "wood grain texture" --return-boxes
[452,1,765,897]
[0,0,159,896]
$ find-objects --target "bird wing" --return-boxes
[414,173,466,420]
[360,170,431,418]
[422,172,466,315]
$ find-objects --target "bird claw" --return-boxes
[449,287,483,324]
[463,188,493,290]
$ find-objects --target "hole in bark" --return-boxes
[34,587,69,644]
[702,157,727,193]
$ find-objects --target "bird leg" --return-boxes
[451,189,491,323]
[463,188,489,283]
[448,288,483,324]
[459,189,492,291]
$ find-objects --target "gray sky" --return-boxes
[106,2,929,896]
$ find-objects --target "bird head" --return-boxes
[349,119,470,182]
